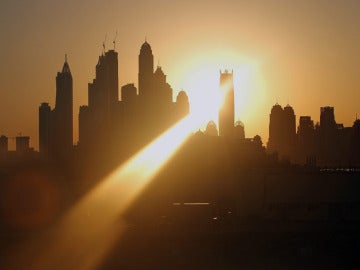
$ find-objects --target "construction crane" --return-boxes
[102,34,107,54]
[113,30,117,50]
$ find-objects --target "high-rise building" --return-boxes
[39,102,51,155]
[153,66,172,105]
[78,42,189,162]
[320,106,336,130]
[39,57,73,159]
[234,121,245,140]
[267,103,296,160]
[79,49,120,151]
[219,70,234,137]
[16,136,30,154]
[88,50,118,110]
[121,83,137,104]
[205,121,219,137]
[54,57,73,157]
[350,119,360,166]
[319,106,340,166]
[297,116,316,165]
[268,103,283,154]
[282,104,296,157]
[175,90,190,121]
[138,41,154,98]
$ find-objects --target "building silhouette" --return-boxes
[267,103,296,161]
[39,103,51,154]
[205,121,218,137]
[267,103,360,167]
[350,119,360,166]
[218,70,235,138]
[138,41,154,100]
[39,57,73,160]
[0,135,8,156]
[319,106,339,166]
[296,116,316,165]
[78,41,189,162]
[234,121,245,140]
[16,136,30,154]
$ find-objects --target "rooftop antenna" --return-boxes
[145,36,147,42]
[65,54,68,63]
[113,30,117,50]
[103,34,107,54]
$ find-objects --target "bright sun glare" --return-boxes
[21,115,202,270]
[9,49,267,270]
[173,47,266,131]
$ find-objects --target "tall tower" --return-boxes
[39,102,51,155]
[268,103,283,153]
[138,41,154,98]
[218,70,235,137]
[282,104,296,157]
[54,56,73,155]
[267,103,296,160]
[320,106,336,129]
[88,50,119,110]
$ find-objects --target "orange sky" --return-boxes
[1,0,360,150]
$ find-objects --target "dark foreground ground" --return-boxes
[98,220,360,270]
[1,216,360,269]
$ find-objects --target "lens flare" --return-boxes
[5,115,209,270]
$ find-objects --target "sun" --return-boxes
[171,47,267,133]
[183,67,223,129]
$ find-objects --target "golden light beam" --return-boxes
[21,114,207,270]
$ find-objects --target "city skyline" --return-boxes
[2,1,360,150]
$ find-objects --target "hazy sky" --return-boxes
[1,0,360,150]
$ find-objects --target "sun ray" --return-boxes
[10,114,208,270]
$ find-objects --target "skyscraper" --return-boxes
[80,49,119,151]
[16,136,30,154]
[88,50,119,110]
[319,106,338,166]
[297,116,316,165]
[78,41,189,161]
[268,103,283,154]
[39,57,73,159]
[138,41,154,98]
[54,57,73,155]
[39,102,51,155]
[282,104,296,157]
[175,90,190,121]
[267,103,296,161]
[320,106,336,130]
[219,70,235,137]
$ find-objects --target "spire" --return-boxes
[62,55,71,74]
[140,39,152,53]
